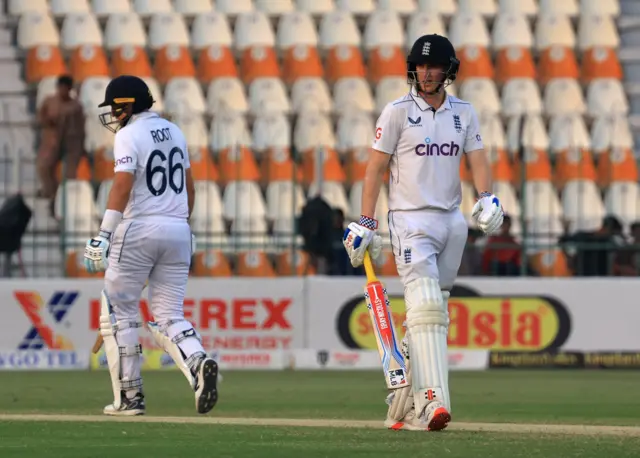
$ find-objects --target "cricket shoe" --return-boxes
[194,357,218,414]
[385,401,451,432]
[103,391,145,416]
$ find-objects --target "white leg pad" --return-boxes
[441,290,451,412]
[405,277,450,415]
[147,320,206,390]
[386,325,413,421]
[99,290,143,409]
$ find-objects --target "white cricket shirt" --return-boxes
[113,111,191,220]
[372,87,484,212]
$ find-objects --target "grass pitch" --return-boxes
[1,370,640,457]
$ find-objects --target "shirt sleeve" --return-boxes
[113,129,138,173]
[371,103,402,154]
[464,106,484,153]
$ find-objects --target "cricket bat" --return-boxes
[363,251,410,390]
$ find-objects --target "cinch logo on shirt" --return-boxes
[415,140,460,156]
[115,156,134,166]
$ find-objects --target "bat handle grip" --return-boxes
[363,251,378,283]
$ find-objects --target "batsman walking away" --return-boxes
[82,75,218,417]
[343,34,504,431]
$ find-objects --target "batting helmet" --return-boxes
[407,34,459,95]
[98,75,155,133]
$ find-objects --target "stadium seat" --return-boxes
[535,14,576,51]
[307,181,350,215]
[69,44,110,82]
[577,14,620,52]
[240,46,281,85]
[586,79,629,117]
[459,0,497,17]
[492,13,535,83]
[295,0,334,15]
[266,181,306,238]
[498,0,537,16]
[209,113,252,153]
[191,11,233,50]
[604,182,640,230]
[206,77,249,115]
[61,12,103,50]
[449,12,491,49]
[275,250,314,276]
[562,180,606,233]
[95,179,112,215]
[248,78,291,116]
[175,113,209,150]
[377,0,416,14]
[580,0,620,17]
[459,78,501,116]
[302,147,346,185]
[191,250,233,277]
[133,0,172,16]
[509,116,552,183]
[480,114,513,183]
[538,0,578,17]
[335,0,375,15]
[104,13,147,50]
[333,77,375,115]
[111,45,153,78]
[277,11,318,50]
[345,147,370,183]
[375,77,407,113]
[294,112,337,153]
[537,46,579,86]
[164,77,206,116]
[235,11,276,51]
[549,115,596,188]
[143,77,164,112]
[223,180,268,222]
[282,45,324,84]
[252,113,291,154]
[372,250,399,276]
[592,115,637,187]
[230,217,270,249]
[18,12,60,49]
[368,45,406,86]
[260,147,302,184]
[216,0,255,15]
[543,79,586,117]
[290,77,332,114]
[418,0,456,16]
[56,155,93,182]
[406,12,447,50]
[50,0,91,16]
[236,251,276,277]
[349,181,389,223]
[255,0,294,16]
[91,0,132,16]
[522,181,563,225]
[319,10,361,48]
[197,45,238,83]
[218,146,260,184]
[9,0,49,15]
[176,118,219,182]
[501,78,542,117]
[152,28,195,83]
[54,179,100,247]
[190,190,229,249]
[26,45,67,83]
[149,12,190,50]
[494,180,521,218]
[597,147,638,189]
[364,10,404,50]
[66,249,104,277]
[581,47,623,84]
[36,77,59,109]
[325,45,366,84]
[85,117,115,182]
[174,0,213,16]
[337,111,374,155]
[529,248,571,277]
[79,76,110,115]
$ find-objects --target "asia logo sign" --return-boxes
[14,291,78,350]
[336,285,571,351]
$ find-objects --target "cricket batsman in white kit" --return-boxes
[83,75,218,416]
[343,35,504,431]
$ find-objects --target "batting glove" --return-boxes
[472,192,504,235]
[343,215,383,268]
[84,230,111,273]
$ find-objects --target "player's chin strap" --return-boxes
[99,290,143,409]
[147,320,206,390]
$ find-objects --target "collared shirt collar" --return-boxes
[128,110,159,125]
[410,87,453,112]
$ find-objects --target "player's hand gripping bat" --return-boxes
[363,251,410,389]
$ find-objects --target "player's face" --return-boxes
[415,64,446,94]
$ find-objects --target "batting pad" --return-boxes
[405,277,450,415]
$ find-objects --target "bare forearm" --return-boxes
[106,187,130,213]
[361,163,385,219]
[468,151,493,195]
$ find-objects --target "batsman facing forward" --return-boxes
[343,35,504,431]
[83,75,218,416]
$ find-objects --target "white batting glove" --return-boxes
[472,192,504,235]
[343,215,383,267]
[84,230,111,273]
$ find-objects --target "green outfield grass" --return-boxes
[1,370,640,457]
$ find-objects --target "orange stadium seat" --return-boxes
[275,250,315,276]
[456,45,494,81]
[154,45,196,85]
[196,45,238,84]
[346,147,369,184]
[495,47,536,85]
[111,45,153,78]
[530,249,571,277]
[191,250,233,277]
[240,46,281,85]
[66,250,104,278]
[596,147,638,189]
[537,46,579,86]
[301,147,346,185]
[57,156,93,182]
[492,13,535,84]
[236,251,276,277]
[512,148,553,185]
[489,147,514,184]
[373,250,399,276]
[218,146,261,185]
[367,45,406,85]
[189,147,220,182]
[26,45,67,84]
[325,45,366,84]
[581,47,623,85]
[554,149,597,190]
[69,44,110,82]
[91,148,115,183]
[282,45,324,84]
[260,147,303,184]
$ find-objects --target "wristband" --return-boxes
[479,191,492,198]
[359,215,378,230]
[100,209,123,235]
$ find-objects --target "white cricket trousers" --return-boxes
[388,207,468,290]
[104,216,192,324]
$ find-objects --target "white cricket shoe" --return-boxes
[103,391,145,416]
[384,400,451,431]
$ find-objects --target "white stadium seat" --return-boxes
[590,115,634,152]
[96,180,112,215]
[562,180,606,233]
[501,78,543,116]
[133,0,173,16]
[290,77,333,114]
[336,111,374,153]
[174,114,209,150]
[36,76,59,110]
[191,12,233,49]
[479,113,507,150]
[234,11,276,51]
[85,115,114,154]
[406,12,447,49]
[523,181,563,222]
[18,12,60,49]
[577,14,620,51]
[498,0,538,17]
[79,76,110,115]
[54,180,100,247]
[91,0,132,16]
[216,0,255,15]
[543,79,586,117]
[335,0,375,15]
[266,181,306,221]
[492,12,534,50]
[61,12,103,49]
[538,0,578,18]
[9,0,49,15]
[605,182,640,230]
[507,114,550,153]
[457,0,497,18]
[209,113,252,152]
[548,114,591,153]
[319,10,361,48]
[143,77,164,113]
[378,0,416,14]
[148,13,190,50]
[223,181,268,221]
[277,11,318,50]
[294,112,336,152]
[50,0,91,16]
[191,181,228,247]
[164,77,206,116]
[333,77,375,115]
[535,14,576,51]
[308,181,350,215]
[230,217,269,249]
[494,181,521,218]
[586,79,629,117]
[174,0,213,16]
[349,181,389,223]
[375,77,408,114]
[248,77,291,116]
[252,114,291,152]
[206,77,249,115]
[364,10,404,50]
[295,0,335,15]
[418,0,457,16]
[459,78,501,116]
[525,218,564,252]
[580,0,620,17]
[255,0,294,16]
[104,12,147,49]
[449,12,491,49]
